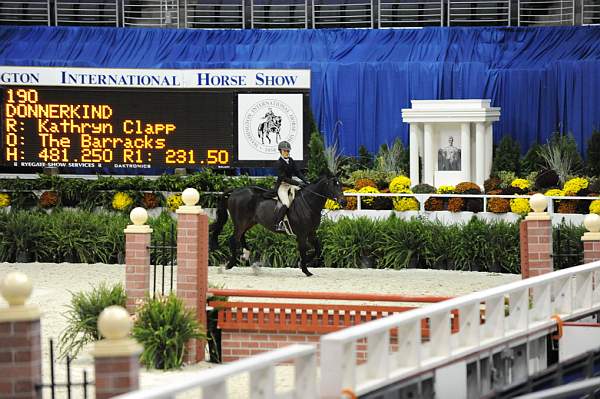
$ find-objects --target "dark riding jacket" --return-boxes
[275,157,308,189]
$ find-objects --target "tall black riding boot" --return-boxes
[274,205,288,232]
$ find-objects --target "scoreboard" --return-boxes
[0,67,311,173]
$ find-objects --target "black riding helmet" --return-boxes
[278,141,291,151]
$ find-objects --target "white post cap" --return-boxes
[0,272,32,306]
[526,193,550,221]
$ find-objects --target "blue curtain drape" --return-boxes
[2,26,600,156]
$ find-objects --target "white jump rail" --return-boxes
[113,344,317,399]
[319,260,600,398]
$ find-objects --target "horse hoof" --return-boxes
[302,269,313,277]
[225,264,235,270]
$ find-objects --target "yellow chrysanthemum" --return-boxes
[0,193,10,208]
[324,199,341,210]
[510,197,531,215]
[389,176,411,193]
[166,193,184,212]
[393,196,419,211]
[544,189,564,197]
[590,200,600,215]
[358,186,379,206]
[112,192,133,211]
[436,185,455,194]
[563,177,589,196]
[511,178,530,190]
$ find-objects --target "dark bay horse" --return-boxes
[209,175,347,276]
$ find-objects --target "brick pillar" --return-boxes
[0,272,41,399]
[582,214,600,263]
[520,194,553,279]
[176,188,209,363]
[93,306,142,399]
[124,207,153,313]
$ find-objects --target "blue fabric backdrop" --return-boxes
[1,26,600,156]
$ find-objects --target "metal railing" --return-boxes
[342,192,598,214]
[1,0,598,27]
[123,0,179,27]
[518,0,574,25]
[313,0,373,27]
[185,0,245,28]
[448,0,510,25]
[55,0,117,25]
[251,0,308,28]
[113,344,317,399]
[0,0,50,25]
[378,0,443,27]
[581,0,600,24]
[320,259,600,397]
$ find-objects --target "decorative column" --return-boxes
[0,272,41,399]
[409,123,422,185]
[423,123,434,186]
[475,122,486,188]
[460,123,471,182]
[93,306,142,399]
[176,188,209,363]
[520,194,553,279]
[485,123,494,178]
[124,207,152,313]
[582,214,600,263]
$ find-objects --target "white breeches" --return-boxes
[278,182,299,207]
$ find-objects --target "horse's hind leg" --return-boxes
[240,232,251,264]
[226,235,239,270]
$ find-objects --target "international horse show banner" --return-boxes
[0,66,311,172]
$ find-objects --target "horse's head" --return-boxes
[322,173,347,208]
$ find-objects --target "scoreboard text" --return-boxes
[1,87,233,170]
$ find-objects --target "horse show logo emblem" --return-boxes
[242,99,299,154]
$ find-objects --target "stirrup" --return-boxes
[275,221,286,232]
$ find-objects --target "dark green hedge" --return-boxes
[0,210,585,274]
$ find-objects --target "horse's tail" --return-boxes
[209,189,232,250]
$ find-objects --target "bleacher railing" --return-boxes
[0,0,50,25]
[55,0,117,26]
[448,0,510,25]
[122,0,179,27]
[185,0,245,29]
[378,0,443,27]
[581,0,600,24]
[518,0,574,25]
[251,0,308,28]
[0,0,596,27]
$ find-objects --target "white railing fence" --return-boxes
[319,259,600,398]
[113,344,317,399]
[342,191,597,213]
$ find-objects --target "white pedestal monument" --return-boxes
[401,99,501,188]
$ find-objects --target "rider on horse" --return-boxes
[274,140,310,232]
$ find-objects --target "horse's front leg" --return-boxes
[297,236,313,277]
[308,233,323,267]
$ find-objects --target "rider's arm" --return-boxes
[278,159,300,186]
[291,159,309,184]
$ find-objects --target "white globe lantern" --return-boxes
[584,213,600,233]
[129,207,148,226]
[0,272,32,306]
[182,188,200,206]
[98,306,132,340]
[529,193,548,213]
